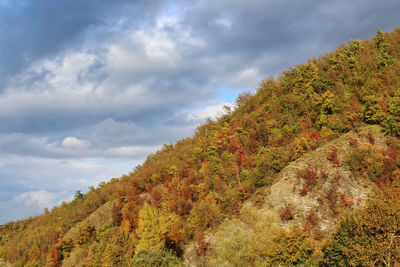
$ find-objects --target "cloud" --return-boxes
[61,137,91,149]
[184,103,235,122]
[14,190,68,210]
[0,190,73,223]
[0,0,166,89]
[1,0,400,224]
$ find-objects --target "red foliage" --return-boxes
[327,147,340,166]
[280,204,295,221]
[182,178,194,201]
[47,249,61,267]
[146,183,153,193]
[348,137,359,147]
[127,184,140,203]
[150,187,163,208]
[303,223,312,235]
[367,131,375,145]
[313,229,324,240]
[310,131,322,145]
[384,147,398,172]
[340,193,354,208]
[326,189,338,214]
[304,166,318,187]
[112,202,123,226]
[166,225,184,256]
[299,187,310,196]
[194,232,209,256]
[307,209,319,226]
[381,97,388,113]
[238,150,249,169]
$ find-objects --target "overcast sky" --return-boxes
[0,0,399,224]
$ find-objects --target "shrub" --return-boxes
[131,249,184,267]
[211,206,279,266]
[75,222,95,246]
[269,228,316,266]
[345,143,384,182]
[297,164,318,189]
[383,95,400,136]
[307,209,319,226]
[327,147,340,166]
[280,204,295,221]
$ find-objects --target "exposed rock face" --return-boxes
[264,125,385,237]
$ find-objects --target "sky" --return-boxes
[0,0,399,224]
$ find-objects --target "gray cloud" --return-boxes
[1,0,400,224]
[0,0,165,89]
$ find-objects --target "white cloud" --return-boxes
[14,190,70,210]
[214,17,232,28]
[61,136,91,149]
[222,67,262,89]
[0,190,73,223]
[184,102,235,122]
[107,145,161,157]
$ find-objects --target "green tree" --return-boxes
[74,190,84,201]
[384,95,400,136]
[363,95,385,124]
[322,218,356,266]
[374,29,395,69]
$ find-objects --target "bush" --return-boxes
[345,143,384,182]
[269,227,316,266]
[211,206,279,266]
[131,249,184,267]
[251,146,289,186]
[280,204,295,221]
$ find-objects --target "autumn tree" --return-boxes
[135,203,180,253]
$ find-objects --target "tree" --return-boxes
[74,190,84,201]
[324,184,400,266]
[374,29,395,69]
[75,222,95,246]
[269,227,316,266]
[384,95,400,136]
[135,203,180,253]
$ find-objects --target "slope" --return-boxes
[1,28,400,266]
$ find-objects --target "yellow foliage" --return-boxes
[320,126,338,141]
[269,227,316,266]
[291,137,312,160]
[211,205,280,266]
[135,203,180,253]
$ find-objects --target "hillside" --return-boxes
[1,28,400,266]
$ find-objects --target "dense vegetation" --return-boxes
[1,28,400,266]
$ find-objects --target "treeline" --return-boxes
[1,28,400,266]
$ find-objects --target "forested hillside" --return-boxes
[1,28,400,266]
